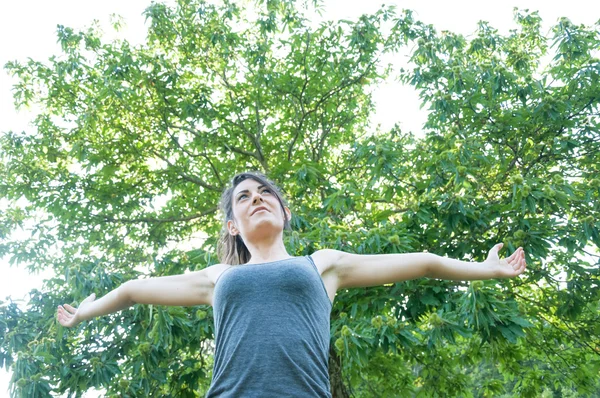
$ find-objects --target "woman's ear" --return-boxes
[227,220,239,236]
[284,207,292,222]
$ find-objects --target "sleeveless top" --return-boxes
[206,256,332,397]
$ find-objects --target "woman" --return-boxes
[57,171,527,397]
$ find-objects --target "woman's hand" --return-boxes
[57,293,96,328]
[484,243,527,278]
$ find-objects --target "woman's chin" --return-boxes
[246,219,283,238]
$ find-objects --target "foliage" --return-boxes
[1,0,599,396]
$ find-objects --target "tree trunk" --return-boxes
[329,348,350,398]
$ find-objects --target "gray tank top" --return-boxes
[206,256,332,397]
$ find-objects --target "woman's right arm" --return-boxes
[57,264,226,328]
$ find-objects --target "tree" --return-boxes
[1,0,599,396]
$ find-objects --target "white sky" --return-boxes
[1,0,598,396]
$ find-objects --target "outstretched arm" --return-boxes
[57,266,222,328]
[314,243,526,290]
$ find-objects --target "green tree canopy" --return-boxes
[1,1,599,396]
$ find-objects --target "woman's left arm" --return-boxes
[315,243,526,290]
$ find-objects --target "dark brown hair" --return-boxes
[217,171,291,265]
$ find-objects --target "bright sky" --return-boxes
[1,0,598,396]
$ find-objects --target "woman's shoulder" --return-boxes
[309,249,342,261]
[308,249,342,273]
[204,263,234,286]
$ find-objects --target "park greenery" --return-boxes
[1,0,599,396]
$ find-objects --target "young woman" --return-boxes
[57,171,527,397]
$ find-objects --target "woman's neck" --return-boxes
[244,242,291,264]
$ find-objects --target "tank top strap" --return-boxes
[305,255,332,307]
[305,254,318,271]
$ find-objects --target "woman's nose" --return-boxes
[252,192,264,204]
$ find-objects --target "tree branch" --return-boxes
[101,207,217,224]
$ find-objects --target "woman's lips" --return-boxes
[251,207,269,216]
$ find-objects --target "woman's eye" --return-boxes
[237,189,269,201]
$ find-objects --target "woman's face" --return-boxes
[228,178,290,241]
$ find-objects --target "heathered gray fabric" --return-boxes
[206,256,332,397]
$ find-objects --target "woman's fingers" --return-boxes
[63,303,77,313]
[57,296,93,328]
[57,308,69,324]
[58,307,77,327]
[507,247,523,263]
[57,304,77,326]
[58,306,71,319]
[513,252,526,274]
[512,251,523,268]
[506,249,518,263]
[63,304,77,314]
[521,252,527,271]
[503,249,526,275]
[511,250,522,267]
